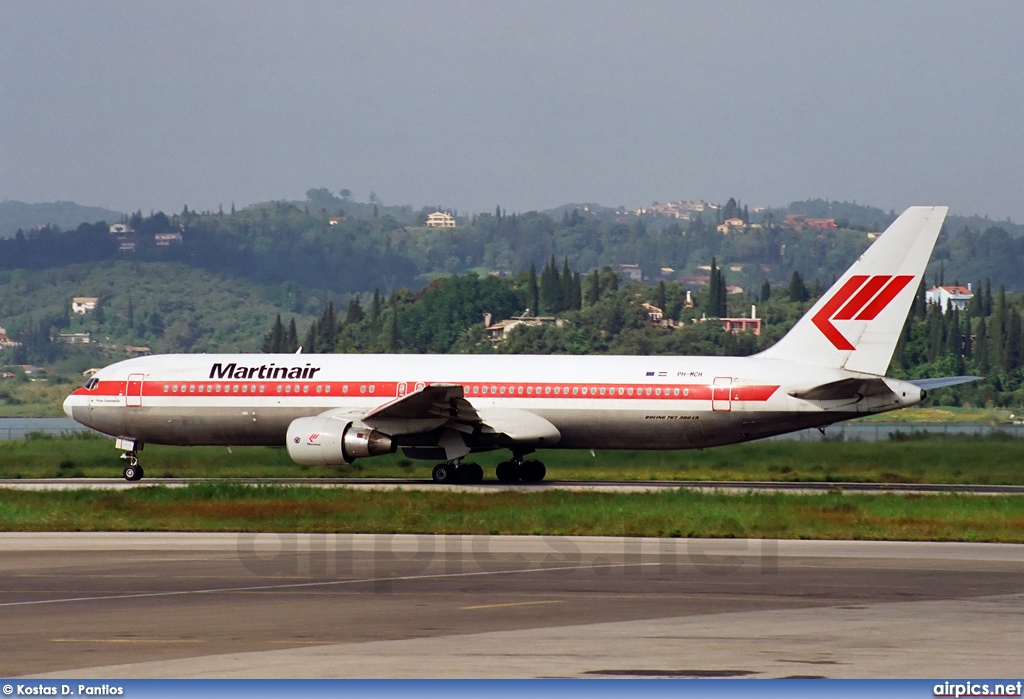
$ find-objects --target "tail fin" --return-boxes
[757,205,948,375]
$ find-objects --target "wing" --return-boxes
[358,383,560,460]
[360,383,481,435]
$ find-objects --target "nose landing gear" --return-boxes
[117,438,144,481]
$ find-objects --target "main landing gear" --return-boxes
[495,457,546,483]
[432,461,484,484]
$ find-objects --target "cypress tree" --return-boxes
[388,296,399,351]
[527,264,539,316]
[1005,309,1021,372]
[717,268,728,318]
[760,280,771,302]
[656,281,667,311]
[706,258,720,317]
[286,318,298,353]
[371,289,382,321]
[788,271,809,302]
[571,272,582,310]
[584,270,601,306]
[976,319,989,374]
[560,258,574,312]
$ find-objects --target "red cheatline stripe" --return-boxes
[834,275,890,320]
[811,275,866,351]
[73,381,780,402]
[854,275,914,320]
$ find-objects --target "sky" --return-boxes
[1,1,1022,220]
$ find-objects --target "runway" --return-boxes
[3,533,1024,678]
[3,477,1023,495]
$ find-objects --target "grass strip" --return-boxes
[1,484,1023,542]
[3,433,1024,485]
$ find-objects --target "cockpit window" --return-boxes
[84,378,99,390]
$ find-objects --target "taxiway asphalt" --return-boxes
[2,533,1023,678]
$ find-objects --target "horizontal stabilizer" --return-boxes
[908,376,983,390]
[789,378,895,401]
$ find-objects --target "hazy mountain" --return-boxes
[0,200,125,237]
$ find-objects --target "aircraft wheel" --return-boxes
[495,461,518,482]
[122,464,143,481]
[459,463,484,484]
[432,464,453,483]
[521,460,546,483]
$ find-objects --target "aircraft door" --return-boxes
[126,373,145,408]
[712,377,732,412]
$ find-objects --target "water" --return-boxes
[0,418,94,440]
[765,421,1024,441]
[0,418,1020,442]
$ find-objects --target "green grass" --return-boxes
[0,484,1021,542]
[2,433,1024,485]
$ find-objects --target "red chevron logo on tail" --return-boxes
[812,275,914,350]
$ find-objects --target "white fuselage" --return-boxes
[64,352,923,455]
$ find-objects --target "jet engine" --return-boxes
[286,413,394,466]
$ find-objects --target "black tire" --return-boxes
[432,464,452,483]
[462,463,484,484]
[122,464,141,481]
[522,460,546,483]
[495,461,518,482]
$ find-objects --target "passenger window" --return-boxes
[618,387,624,396]
[286,385,292,393]
[360,385,366,394]
[527,386,533,395]
[544,387,551,395]
[233,385,239,393]
[259,385,265,393]
[473,386,479,394]
[673,388,679,396]
[500,386,506,395]
[189,385,195,393]
[163,385,169,393]
[646,388,652,396]
[325,385,330,393]
[572,387,578,395]
[317,385,322,394]
[600,387,606,396]
[656,388,662,396]
[581,387,587,396]
[490,385,497,394]
[554,387,560,395]
[628,387,633,395]
[684,388,689,396]
[172,385,178,393]
[303,385,309,393]
[241,385,247,393]
[517,386,523,395]
[369,385,375,394]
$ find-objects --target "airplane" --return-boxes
[64,205,979,483]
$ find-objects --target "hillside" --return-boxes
[0,200,125,237]
[0,262,323,371]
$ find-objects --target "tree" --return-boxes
[262,313,285,353]
[527,264,539,316]
[286,318,298,353]
[706,258,720,318]
[760,280,771,302]
[655,281,667,311]
[788,271,810,302]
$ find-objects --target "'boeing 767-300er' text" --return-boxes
[65,206,978,482]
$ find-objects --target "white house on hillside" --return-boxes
[926,285,973,313]
[72,297,99,315]
[425,212,456,228]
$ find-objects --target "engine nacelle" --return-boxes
[286,414,394,466]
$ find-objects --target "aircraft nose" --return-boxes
[63,394,74,419]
